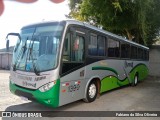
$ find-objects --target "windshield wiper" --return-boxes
[13,39,27,71]
[28,38,40,76]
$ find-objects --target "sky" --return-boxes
[0,0,70,49]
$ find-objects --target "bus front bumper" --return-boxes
[9,80,60,108]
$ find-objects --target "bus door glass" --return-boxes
[59,27,86,105]
[61,30,85,74]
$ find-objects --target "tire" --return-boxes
[132,74,138,86]
[84,80,98,102]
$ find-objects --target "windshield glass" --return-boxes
[12,24,64,72]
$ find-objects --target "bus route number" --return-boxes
[68,84,80,92]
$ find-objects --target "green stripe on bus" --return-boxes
[100,76,129,93]
[100,64,148,93]
[37,79,60,108]
[129,64,149,81]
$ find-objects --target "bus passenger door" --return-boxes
[59,28,86,106]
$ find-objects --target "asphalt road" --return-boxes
[0,70,160,120]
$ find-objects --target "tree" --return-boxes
[68,0,160,47]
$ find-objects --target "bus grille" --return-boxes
[15,90,36,101]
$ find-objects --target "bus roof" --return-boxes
[22,19,149,50]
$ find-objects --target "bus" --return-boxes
[7,20,149,107]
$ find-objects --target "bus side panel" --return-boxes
[129,61,149,82]
[100,76,129,93]
[59,67,86,106]
[85,59,149,94]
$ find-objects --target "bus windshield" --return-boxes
[12,24,64,73]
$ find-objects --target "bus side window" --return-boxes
[138,48,143,60]
[131,46,137,59]
[144,50,149,60]
[88,34,97,56]
[108,38,120,58]
[121,42,130,59]
[97,36,105,56]
[71,36,84,62]
[62,32,85,75]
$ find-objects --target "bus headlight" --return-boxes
[39,81,56,92]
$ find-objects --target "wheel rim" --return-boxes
[89,83,96,98]
[135,76,138,84]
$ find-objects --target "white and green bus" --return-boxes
[7,20,149,107]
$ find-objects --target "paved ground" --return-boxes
[0,70,160,120]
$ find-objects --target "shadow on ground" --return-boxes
[5,99,84,112]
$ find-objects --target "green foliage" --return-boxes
[68,0,160,47]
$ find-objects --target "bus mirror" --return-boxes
[6,33,21,41]
[5,33,21,52]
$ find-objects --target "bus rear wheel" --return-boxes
[132,74,138,86]
[84,80,98,102]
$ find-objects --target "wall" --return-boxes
[149,45,160,77]
[0,52,12,70]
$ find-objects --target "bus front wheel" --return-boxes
[84,80,98,102]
